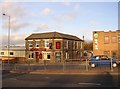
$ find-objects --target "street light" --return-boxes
[3,13,10,65]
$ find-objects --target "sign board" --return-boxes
[94,33,98,38]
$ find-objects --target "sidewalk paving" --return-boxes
[9,69,119,75]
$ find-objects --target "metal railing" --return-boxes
[2,59,119,72]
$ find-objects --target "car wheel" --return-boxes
[112,63,117,67]
[91,63,96,68]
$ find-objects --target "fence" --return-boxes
[2,59,119,72]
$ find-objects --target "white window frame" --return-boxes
[28,40,33,48]
[66,40,68,49]
[65,52,69,59]
[44,39,49,48]
[28,52,34,59]
[43,52,51,60]
[35,40,40,48]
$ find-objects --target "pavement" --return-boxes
[9,69,119,75]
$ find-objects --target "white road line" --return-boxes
[78,83,101,86]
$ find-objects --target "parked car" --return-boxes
[89,55,120,68]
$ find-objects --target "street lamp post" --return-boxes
[3,13,10,65]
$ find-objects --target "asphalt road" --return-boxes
[2,72,120,87]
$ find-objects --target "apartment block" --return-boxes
[93,30,120,59]
[25,32,84,63]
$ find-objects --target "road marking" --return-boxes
[78,83,101,86]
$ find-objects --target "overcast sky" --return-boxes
[0,0,118,46]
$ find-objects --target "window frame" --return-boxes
[111,36,117,43]
[28,40,33,48]
[35,40,40,48]
[28,52,34,59]
[10,52,14,55]
[44,40,49,48]
[104,36,109,44]
[1,52,4,55]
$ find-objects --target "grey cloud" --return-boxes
[0,34,26,46]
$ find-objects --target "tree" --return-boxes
[84,41,93,50]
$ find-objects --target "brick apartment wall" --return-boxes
[93,30,119,59]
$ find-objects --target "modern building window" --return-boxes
[29,41,33,47]
[36,40,40,47]
[112,36,117,43]
[44,40,49,48]
[112,51,117,59]
[1,52,4,55]
[104,36,109,44]
[104,51,110,57]
[10,52,14,55]
[56,42,61,49]
[29,52,34,59]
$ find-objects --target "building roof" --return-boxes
[25,32,83,41]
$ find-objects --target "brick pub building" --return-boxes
[25,32,84,63]
[93,30,120,59]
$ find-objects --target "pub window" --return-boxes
[75,41,77,49]
[73,41,75,49]
[10,52,14,55]
[77,42,79,49]
[1,52,4,55]
[43,53,51,60]
[112,36,117,43]
[56,42,61,49]
[64,40,68,49]
[29,41,33,47]
[29,52,34,59]
[47,53,51,59]
[68,41,71,49]
[104,36,109,44]
[55,52,61,62]
[36,41,40,47]
[44,40,49,48]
